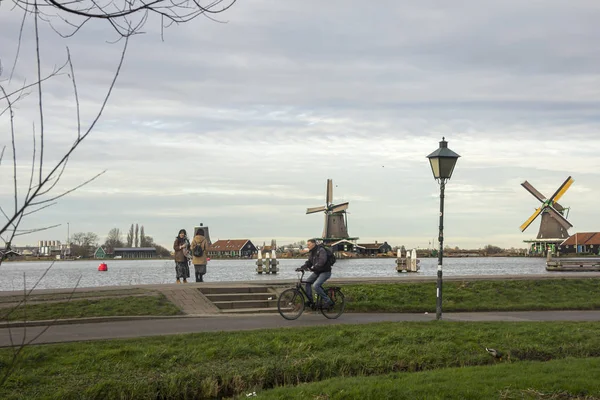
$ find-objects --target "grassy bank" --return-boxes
[255,357,600,399]
[2,321,600,399]
[342,278,600,312]
[0,294,182,322]
[1,278,599,322]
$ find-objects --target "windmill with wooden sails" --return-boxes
[520,176,574,255]
[306,179,358,244]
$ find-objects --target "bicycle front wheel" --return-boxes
[320,288,345,319]
[277,288,305,320]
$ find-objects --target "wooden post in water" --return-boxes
[256,249,264,274]
[269,250,279,274]
[395,249,407,272]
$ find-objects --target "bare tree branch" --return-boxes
[0,61,68,105]
[10,0,237,37]
[0,36,128,238]
[8,3,30,83]
[14,224,62,236]
[30,170,106,205]
[21,203,58,217]
[34,4,45,186]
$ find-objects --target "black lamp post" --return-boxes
[426,137,460,320]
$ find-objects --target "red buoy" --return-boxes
[98,262,108,271]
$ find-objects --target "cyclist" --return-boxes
[299,239,334,309]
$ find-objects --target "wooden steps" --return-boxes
[198,286,280,314]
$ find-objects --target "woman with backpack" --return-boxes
[173,229,191,284]
[191,228,209,282]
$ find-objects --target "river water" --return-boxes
[0,257,566,292]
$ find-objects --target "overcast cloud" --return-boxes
[1,0,600,250]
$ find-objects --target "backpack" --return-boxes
[192,243,204,257]
[321,245,336,268]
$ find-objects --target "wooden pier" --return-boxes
[546,257,600,272]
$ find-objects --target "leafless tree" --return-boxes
[1,0,236,265]
[103,227,123,252]
[140,225,146,246]
[1,0,236,386]
[127,223,134,247]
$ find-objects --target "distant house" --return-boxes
[328,239,360,254]
[12,246,38,256]
[94,246,108,259]
[357,241,393,256]
[208,240,257,258]
[113,247,157,259]
[0,249,22,260]
[559,233,600,255]
[326,240,393,256]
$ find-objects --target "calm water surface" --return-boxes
[0,257,560,291]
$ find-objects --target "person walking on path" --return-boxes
[191,228,209,282]
[173,229,191,283]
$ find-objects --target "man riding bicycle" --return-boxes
[299,239,334,309]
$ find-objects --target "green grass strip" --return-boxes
[0,295,182,321]
[2,321,600,399]
[255,357,600,399]
[342,278,600,312]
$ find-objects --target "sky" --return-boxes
[1,0,600,250]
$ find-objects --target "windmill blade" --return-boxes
[549,176,574,204]
[330,202,349,213]
[520,206,543,232]
[326,179,333,205]
[521,181,546,203]
[323,213,329,238]
[547,206,573,231]
[553,202,565,213]
[306,206,326,214]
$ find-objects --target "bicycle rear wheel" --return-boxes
[277,288,305,320]
[320,288,345,319]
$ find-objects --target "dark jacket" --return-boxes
[302,245,331,274]
[173,237,190,262]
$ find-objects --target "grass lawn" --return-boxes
[342,278,600,312]
[2,321,600,399]
[0,294,182,322]
[254,357,600,399]
[4,278,600,323]
[1,278,600,398]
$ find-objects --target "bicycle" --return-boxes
[277,269,346,320]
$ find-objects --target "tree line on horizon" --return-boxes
[68,224,171,258]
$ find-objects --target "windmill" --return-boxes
[520,176,574,240]
[306,179,352,241]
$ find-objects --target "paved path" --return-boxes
[2,310,600,348]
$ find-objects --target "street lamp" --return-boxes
[426,137,460,320]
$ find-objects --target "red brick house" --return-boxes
[208,239,257,258]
